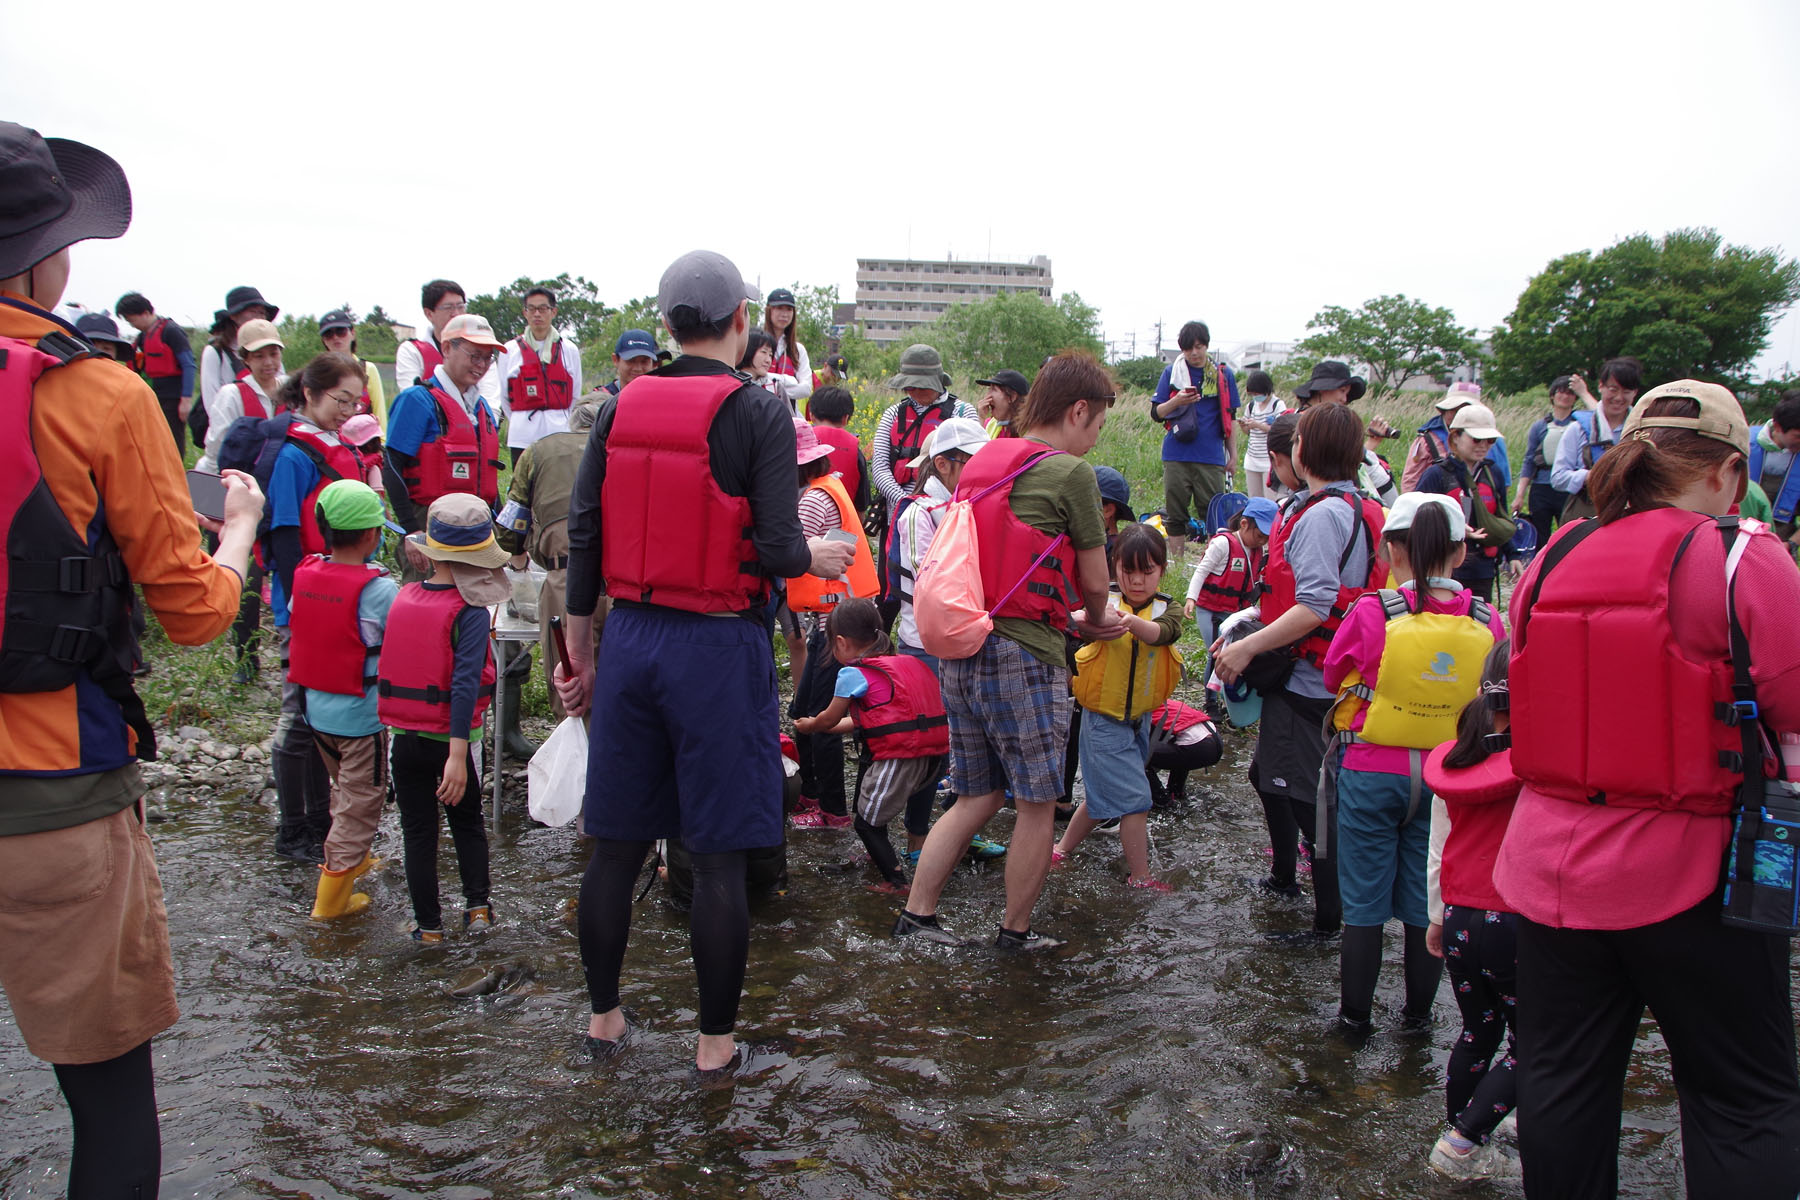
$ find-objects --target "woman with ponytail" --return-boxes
[1322,493,1504,1041]
[1498,381,1800,1197]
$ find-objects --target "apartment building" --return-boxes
[855,255,1054,346]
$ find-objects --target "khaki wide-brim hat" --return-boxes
[420,493,511,568]
[887,343,947,392]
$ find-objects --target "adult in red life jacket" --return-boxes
[500,286,583,465]
[265,353,376,863]
[975,367,1030,440]
[870,343,978,623]
[1495,381,1800,1198]
[895,351,1125,952]
[383,314,505,573]
[807,385,872,513]
[1416,402,1523,603]
[0,122,266,1199]
[762,286,812,413]
[1152,321,1240,556]
[114,291,194,452]
[1212,403,1386,942]
[553,250,857,1076]
[196,317,285,473]
[395,278,501,404]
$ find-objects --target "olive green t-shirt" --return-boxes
[992,441,1107,668]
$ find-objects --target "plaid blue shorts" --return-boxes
[941,634,1071,804]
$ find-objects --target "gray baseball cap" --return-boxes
[658,250,761,323]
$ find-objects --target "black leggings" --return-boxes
[789,623,846,815]
[1443,905,1518,1142]
[579,838,749,1036]
[391,732,489,930]
[1148,735,1223,796]
[855,815,906,885]
[1339,921,1441,1025]
[1257,788,1342,931]
[54,1039,159,1199]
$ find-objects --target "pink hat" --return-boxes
[793,417,834,465]
[339,414,381,447]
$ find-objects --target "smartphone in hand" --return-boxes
[187,469,228,522]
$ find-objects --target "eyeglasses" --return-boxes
[433,300,468,315]
[523,303,555,315]
[325,389,360,408]
[456,344,497,366]
[321,327,352,338]
[1467,436,1497,446]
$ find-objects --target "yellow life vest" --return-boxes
[1071,588,1184,721]
[1331,588,1495,749]
[786,473,880,612]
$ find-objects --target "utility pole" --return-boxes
[1153,319,1163,359]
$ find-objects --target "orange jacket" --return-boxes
[0,293,243,773]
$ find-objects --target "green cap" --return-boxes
[315,479,385,532]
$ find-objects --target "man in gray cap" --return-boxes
[870,344,978,623]
[555,250,856,1077]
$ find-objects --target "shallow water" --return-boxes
[1,733,1702,1198]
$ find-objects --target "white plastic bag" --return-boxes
[527,717,588,827]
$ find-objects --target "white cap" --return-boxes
[1448,403,1503,440]
[1384,492,1466,540]
[910,416,989,470]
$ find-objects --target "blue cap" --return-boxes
[1093,466,1133,516]
[614,329,658,360]
[1241,496,1279,535]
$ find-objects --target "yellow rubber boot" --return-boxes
[311,866,372,920]
[345,853,382,884]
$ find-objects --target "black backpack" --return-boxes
[216,412,341,545]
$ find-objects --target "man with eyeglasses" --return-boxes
[499,287,582,465]
[384,314,506,572]
[396,278,500,405]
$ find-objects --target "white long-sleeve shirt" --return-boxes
[196,373,285,473]
[896,476,953,651]
[395,328,500,409]
[773,334,812,406]
[199,343,240,407]
[498,331,584,450]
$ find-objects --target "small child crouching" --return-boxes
[793,599,949,894]
[1055,523,1185,890]
[377,494,508,944]
[287,480,399,919]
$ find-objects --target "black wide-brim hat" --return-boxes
[1294,360,1368,403]
[0,123,131,279]
[225,285,279,321]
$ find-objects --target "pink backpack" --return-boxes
[913,458,1070,660]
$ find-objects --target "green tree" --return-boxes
[467,274,616,346]
[1112,355,1167,393]
[908,290,1104,378]
[277,314,323,372]
[753,283,839,362]
[580,296,663,384]
[1489,228,1800,394]
[356,315,398,362]
[1297,294,1480,404]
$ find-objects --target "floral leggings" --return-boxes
[1443,904,1518,1142]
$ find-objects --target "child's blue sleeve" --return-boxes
[267,447,321,530]
[833,667,870,699]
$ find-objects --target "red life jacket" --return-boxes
[506,338,574,413]
[957,438,1084,630]
[376,582,495,733]
[0,325,152,763]
[1511,510,1743,815]
[1439,459,1505,560]
[285,426,368,556]
[889,397,955,489]
[853,654,950,759]
[235,379,269,419]
[400,381,501,506]
[405,337,443,387]
[812,424,864,501]
[1149,698,1210,737]
[601,373,765,614]
[773,340,800,379]
[134,317,180,379]
[287,556,386,695]
[1194,530,1263,613]
[1258,487,1387,668]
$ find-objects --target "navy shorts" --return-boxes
[582,605,783,854]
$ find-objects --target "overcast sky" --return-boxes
[7,0,1799,379]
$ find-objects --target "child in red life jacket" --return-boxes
[1053,523,1185,891]
[288,481,399,920]
[1183,496,1276,643]
[338,413,386,494]
[1422,639,1523,1181]
[1322,493,1504,1039]
[376,494,508,944]
[793,599,949,894]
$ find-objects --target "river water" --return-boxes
[1,730,1700,1198]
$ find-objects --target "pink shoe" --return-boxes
[1129,876,1174,893]
[820,812,853,829]
[1050,849,1067,866]
[791,794,820,816]
[790,809,854,830]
